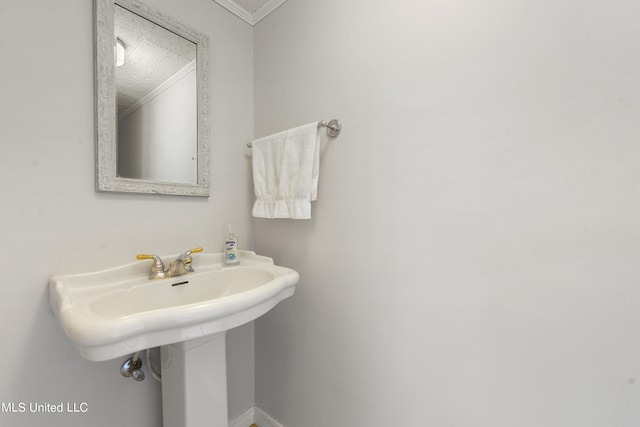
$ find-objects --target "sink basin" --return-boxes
[49,250,299,361]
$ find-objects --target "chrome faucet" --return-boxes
[136,247,203,280]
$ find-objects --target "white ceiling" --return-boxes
[214,0,289,25]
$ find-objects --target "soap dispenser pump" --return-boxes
[224,224,239,265]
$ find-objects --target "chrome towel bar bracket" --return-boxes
[319,119,342,137]
[247,119,341,148]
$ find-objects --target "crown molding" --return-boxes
[214,0,288,25]
[214,0,253,24]
[251,0,288,24]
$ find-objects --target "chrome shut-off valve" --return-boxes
[120,357,145,382]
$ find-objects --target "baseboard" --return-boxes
[228,405,285,427]
[254,406,285,427]
[229,405,254,427]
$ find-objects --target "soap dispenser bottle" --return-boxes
[224,224,239,265]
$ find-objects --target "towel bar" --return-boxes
[247,119,341,148]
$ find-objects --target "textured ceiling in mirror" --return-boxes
[214,0,289,25]
[114,4,196,114]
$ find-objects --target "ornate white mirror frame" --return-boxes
[95,0,210,196]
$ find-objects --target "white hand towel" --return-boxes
[251,123,320,219]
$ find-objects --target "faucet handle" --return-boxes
[136,254,166,280]
[174,247,203,274]
[176,247,203,260]
[136,253,164,262]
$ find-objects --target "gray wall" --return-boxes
[0,0,255,425]
[253,0,640,426]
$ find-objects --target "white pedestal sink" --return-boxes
[49,250,299,427]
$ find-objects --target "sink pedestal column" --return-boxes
[161,333,228,427]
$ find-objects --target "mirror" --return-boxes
[95,0,210,196]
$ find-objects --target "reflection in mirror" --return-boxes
[115,5,197,185]
[95,0,209,196]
